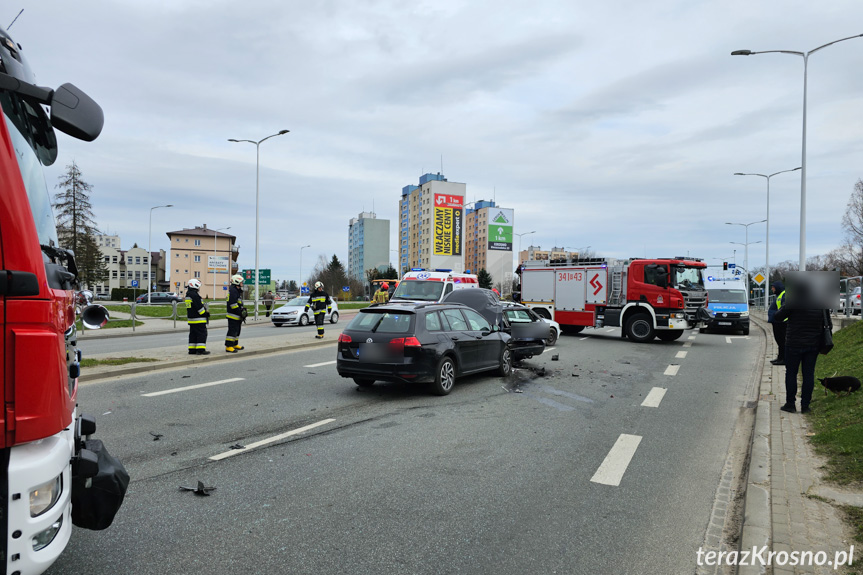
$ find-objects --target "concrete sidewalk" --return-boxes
[737,315,861,575]
[78,310,359,382]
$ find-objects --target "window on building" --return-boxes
[194,271,201,278]
[112,256,118,263]
[104,256,110,263]
[194,239,201,246]
[135,257,141,265]
[144,257,149,265]
[112,270,118,278]
[135,271,141,279]
[119,271,125,278]
[194,255,201,262]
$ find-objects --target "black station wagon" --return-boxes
[336,302,512,395]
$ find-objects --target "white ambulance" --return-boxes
[389,269,479,303]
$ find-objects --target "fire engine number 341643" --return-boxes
[558,272,583,282]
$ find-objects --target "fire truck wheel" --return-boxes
[656,330,684,342]
[625,314,655,343]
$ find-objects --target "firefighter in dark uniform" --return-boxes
[225,274,246,353]
[305,281,332,339]
[185,279,210,355]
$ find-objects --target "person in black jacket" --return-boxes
[304,281,332,339]
[225,274,246,353]
[774,286,831,414]
[185,279,210,355]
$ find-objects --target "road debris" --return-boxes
[179,481,216,496]
[149,432,163,441]
[229,443,245,450]
[551,354,559,361]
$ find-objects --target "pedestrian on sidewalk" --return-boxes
[304,281,332,339]
[225,274,246,353]
[264,290,275,317]
[185,279,210,355]
[767,281,787,365]
[775,282,831,414]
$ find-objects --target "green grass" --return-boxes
[105,304,176,318]
[77,319,144,330]
[808,320,863,485]
[335,302,371,310]
[81,357,160,367]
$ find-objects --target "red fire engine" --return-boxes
[518,257,710,342]
[1,26,126,574]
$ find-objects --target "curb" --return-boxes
[79,338,337,383]
[737,315,773,575]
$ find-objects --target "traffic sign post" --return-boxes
[242,269,271,285]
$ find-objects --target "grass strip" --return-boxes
[81,357,160,367]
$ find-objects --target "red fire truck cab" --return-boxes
[519,257,710,342]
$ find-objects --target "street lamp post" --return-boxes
[299,244,311,294]
[212,226,231,301]
[727,220,766,295]
[732,33,863,270]
[566,245,592,259]
[515,231,536,267]
[147,204,173,304]
[734,168,801,292]
[228,129,290,319]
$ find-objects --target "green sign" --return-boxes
[487,208,514,251]
[242,269,271,285]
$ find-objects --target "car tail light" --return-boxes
[388,337,421,353]
[338,334,352,343]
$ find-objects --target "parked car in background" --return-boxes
[136,292,181,304]
[851,286,861,315]
[95,293,111,301]
[336,302,512,395]
[271,296,340,327]
[443,288,548,361]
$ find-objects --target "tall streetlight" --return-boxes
[732,33,863,270]
[299,244,311,294]
[212,226,231,301]
[566,245,592,259]
[728,218,765,296]
[147,204,173,304]
[228,129,290,319]
[734,168,801,292]
[515,231,535,266]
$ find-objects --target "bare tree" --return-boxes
[53,161,107,288]
[840,178,863,276]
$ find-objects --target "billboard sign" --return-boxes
[433,193,463,256]
[488,208,514,251]
[208,255,230,273]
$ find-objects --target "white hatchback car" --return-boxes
[271,296,340,327]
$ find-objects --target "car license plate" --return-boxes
[718,321,732,326]
[358,343,387,363]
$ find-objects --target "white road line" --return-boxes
[580,337,588,341]
[726,337,732,344]
[590,434,643,486]
[209,418,337,461]
[675,351,687,359]
[682,341,693,348]
[664,364,680,376]
[304,360,337,368]
[641,387,667,408]
[142,378,245,397]
[687,335,697,340]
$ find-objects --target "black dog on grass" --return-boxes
[818,374,861,396]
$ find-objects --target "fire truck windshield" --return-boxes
[1,92,59,248]
[673,266,704,290]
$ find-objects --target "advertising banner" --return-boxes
[433,193,463,256]
[208,255,230,273]
[488,208,514,251]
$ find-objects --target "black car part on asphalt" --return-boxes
[336,302,512,395]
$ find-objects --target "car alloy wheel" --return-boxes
[330,312,339,324]
[431,357,456,396]
[299,314,309,326]
[497,347,512,376]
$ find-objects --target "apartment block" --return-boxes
[464,200,515,294]
[348,212,390,280]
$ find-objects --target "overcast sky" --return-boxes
[8,1,863,286]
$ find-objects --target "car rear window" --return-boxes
[347,310,414,333]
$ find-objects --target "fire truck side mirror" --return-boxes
[50,83,104,142]
[0,270,39,296]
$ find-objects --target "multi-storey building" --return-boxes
[166,224,238,299]
[95,234,120,249]
[347,212,390,280]
[92,244,167,297]
[398,173,466,275]
[464,200,515,294]
[518,246,579,266]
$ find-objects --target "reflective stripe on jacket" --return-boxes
[226,284,244,321]
[185,289,208,324]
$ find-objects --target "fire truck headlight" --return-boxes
[32,516,63,551]
[30,474,62,517]
[672,313,685,319]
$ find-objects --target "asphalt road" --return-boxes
[48,326,762,575]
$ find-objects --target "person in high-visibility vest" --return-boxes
[185,279,210,355]
[767,281,787,365]
[225,274,246,352]
[373,282,389,304]
[304,281,332,339]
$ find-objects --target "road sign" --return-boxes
[342,286,350,292]
[242,269,271,285]
[130,280,139,287]
[728,263,736,269]
[753,273,766,285]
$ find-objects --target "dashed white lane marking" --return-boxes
[142,378,245,397]
[664,364,680,376]
[209,418,337,461]
[580,337,588,341]
[682,341,693,348]
[304,360,337,368]
[590,434,643,486]
[687,335,697,340]
[675,351,688,359]
[641,387,667,408]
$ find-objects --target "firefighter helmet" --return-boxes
[231,274,244,286]
[188,279,201,289]
[314,281,323,290]
[381,283,389,291]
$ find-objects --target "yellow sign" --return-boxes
[753,273,765,284]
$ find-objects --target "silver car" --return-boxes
[271,296,340,327]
